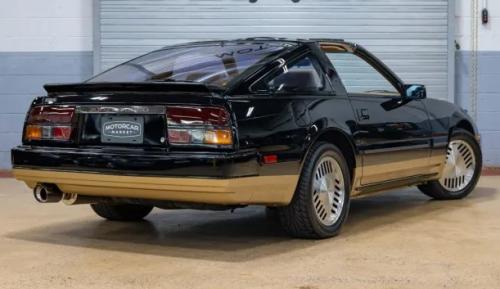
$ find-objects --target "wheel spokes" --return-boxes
[439,140,476,192]
[311,156,345,226]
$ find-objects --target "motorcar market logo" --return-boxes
[102,121,142,138]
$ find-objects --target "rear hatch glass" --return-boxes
[87,41,296,88]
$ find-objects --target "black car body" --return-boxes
[12,38,482,238]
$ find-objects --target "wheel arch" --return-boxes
[449,118,480,146]
[303,128,358,185]
[452,119,475,135]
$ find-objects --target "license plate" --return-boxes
[101,116,144,144]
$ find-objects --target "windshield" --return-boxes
[88,41,296,87]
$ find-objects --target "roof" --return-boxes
[158,37,358,54]
[162,37,355,47]
[232,37,351,45]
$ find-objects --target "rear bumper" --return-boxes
[11,146,300,205]
[13,169,298,205]
[11,146,259,178]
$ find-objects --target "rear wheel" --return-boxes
[265,206,280,223]
[418,129,482,200]
[91,203,153,221]
[277,142,351,239]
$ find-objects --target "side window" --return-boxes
[253,55,329,94]
[326,52,399,96]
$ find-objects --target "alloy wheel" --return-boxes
[312,155,346,226]
[439,140,476,192]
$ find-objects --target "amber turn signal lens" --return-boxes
[25,125,42,141]
[204,129,233,145]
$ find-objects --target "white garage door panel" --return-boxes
[97,0,451,100]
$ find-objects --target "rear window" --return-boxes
[88,41,296,88]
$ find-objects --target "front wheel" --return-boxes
[418,129,482,200]
[277,142,351,239]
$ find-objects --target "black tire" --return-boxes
[90,203,153,221]
[418,129,482,200]
[277,142,351,239]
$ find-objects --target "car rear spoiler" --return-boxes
[43,82,221,95]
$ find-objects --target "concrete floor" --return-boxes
[0,177,499,289]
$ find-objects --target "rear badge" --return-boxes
[101,116,144,144]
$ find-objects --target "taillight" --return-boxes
[24,106,76,142]
[166,106,233,146]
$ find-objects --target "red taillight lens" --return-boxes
[166,106,230,126]
[27,106,75,124]
[166,106,233,146]
[168,129,192,144]
[51,126,73,140]
[24,106,75,142]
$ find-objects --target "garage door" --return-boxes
[95,0,452,101]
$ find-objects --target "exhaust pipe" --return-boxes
[33,184,63,203]
[33,184,108,205]
[62,193,108,206]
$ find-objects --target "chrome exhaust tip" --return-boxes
[33,184,63,203]
[62,193,107,206]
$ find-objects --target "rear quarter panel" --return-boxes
[229,94,357,177]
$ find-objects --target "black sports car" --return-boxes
[12,38,482,239]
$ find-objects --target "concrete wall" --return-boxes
[455,0,500,166]
[0,0,93,168]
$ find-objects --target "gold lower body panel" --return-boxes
[13,169,299,205]
[351,155,445,197]
[360,155,445,185]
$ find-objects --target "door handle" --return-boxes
[357,108,370,120]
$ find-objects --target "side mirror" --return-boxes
[403,84,426,100]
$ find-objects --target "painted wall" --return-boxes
[0,0,93,168]
[455,0,500,165]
